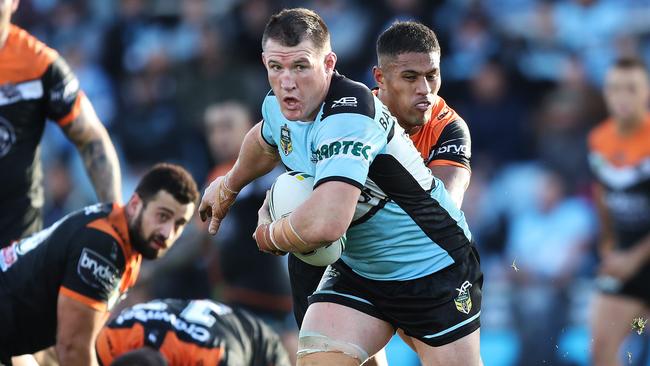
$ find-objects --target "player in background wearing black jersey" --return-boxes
[0,0,122,247]
[97,298,291,366]
[589,58,650,365]
[0,163,198,366]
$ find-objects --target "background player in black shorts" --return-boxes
[96,298,291,366]
[0,163,198,366]
[589,58,650,365]
[201,102,297,361]
[0,0,122,247]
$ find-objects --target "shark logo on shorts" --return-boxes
[280,124,293,156]
[315,266,340,292]
[454,281,473,314]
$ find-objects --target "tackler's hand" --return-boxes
[198,174,239,235]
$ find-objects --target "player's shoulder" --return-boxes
[587,118,615,151]
[63,208,129,305]
[262,89,278,110]
[261,89,283,120]
[321,72,375,120]
[427,97,466,130]
[73,205,128,262]
[51,203,111,238]
[418,96,469,142]
[80,203,133,261]
[2,25,59,82]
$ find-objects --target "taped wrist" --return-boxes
[222,173,239,195]
[254,223,280,253]
[214,173,239,219]
[255,216,315,253]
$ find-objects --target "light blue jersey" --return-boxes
[261,73,472,281]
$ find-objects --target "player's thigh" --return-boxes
[411,328,481,366]
[288,254,326,328]
[591,293,646,352]
[299,302,394,365]
[388,246,482,349]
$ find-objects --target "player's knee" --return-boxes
[297,352,361,366]
[297,331,368,365]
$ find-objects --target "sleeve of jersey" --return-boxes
[427,119,472,170]
[586,129,603,179]
[313,114,386,189]
[260,96,277,147]
[60,230,125,312]
[42,56,83,127]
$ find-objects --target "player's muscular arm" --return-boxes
[200,122,280,234]
[254,181,360,254]
[426,119,472,208]
[62,96,122,203]
[228,122,281,190]
[56,294,105,366]
[430,165,470,208]
[291,181,360,245]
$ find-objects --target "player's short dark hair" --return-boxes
[110,348,168,366]
[135,163,199,205]
[377,21,440,64]
[612,57,648,74]
[262,8,330,51]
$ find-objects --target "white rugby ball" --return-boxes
[268,171,345,266]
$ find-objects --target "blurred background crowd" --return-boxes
[14,0,650,364]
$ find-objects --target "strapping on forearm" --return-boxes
[256,216,317,254]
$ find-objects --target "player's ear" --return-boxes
[261,53,267,68]
[373,66,384,88]
[126,193,143,216]
[324,51,337,73]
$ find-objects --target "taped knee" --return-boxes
[297,331,369,363]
